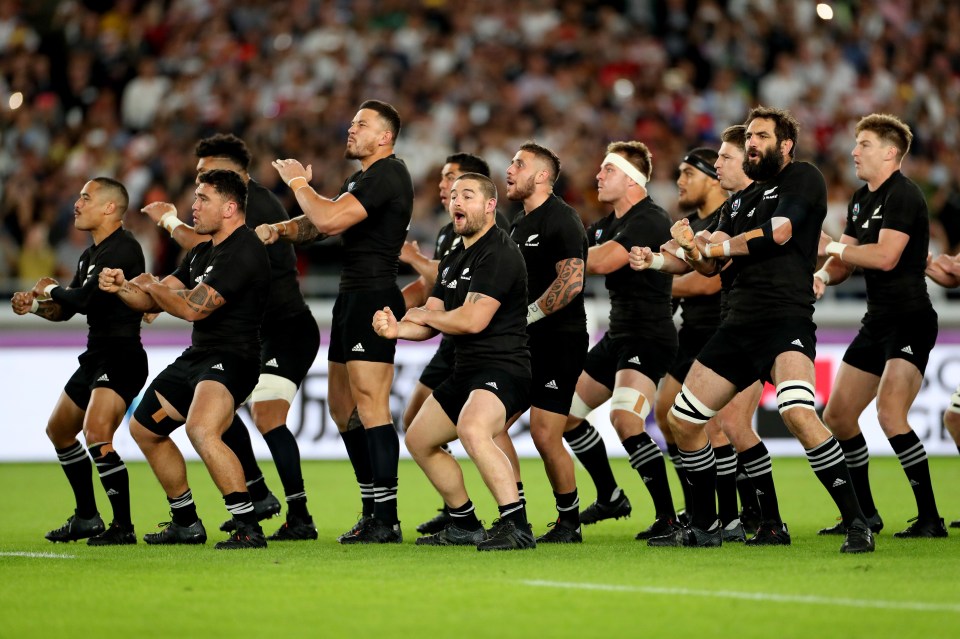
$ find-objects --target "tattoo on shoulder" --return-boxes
[465,292,489,304]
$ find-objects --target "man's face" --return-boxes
[74,181,107,231]
[505,150,539,201]
[191,182,227,235]
[438,162,462,208]
[715,141,748,191]
[743,118,786,182]
[852,130,890,183]
[449,178,491,238]
[345,108,388,160]
[676,162,715,210]
[196,156,242,176]
[595,155,632,204]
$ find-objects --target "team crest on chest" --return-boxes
[595,229,603,241]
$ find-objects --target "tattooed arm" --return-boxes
[256,215,330,245]
[405,292,501,336]
[99,268,164,313]
[528,257,584,324]
[138,276,225,322]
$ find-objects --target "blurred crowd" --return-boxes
[2,0,960,296]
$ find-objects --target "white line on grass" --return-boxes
[522,580,960,614]
[0,552,76,559]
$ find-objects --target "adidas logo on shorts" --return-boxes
[901,345,914,355]
[485,381,499,390]
[544,379,559,389]
[628,356,641,365]
[212,363,224,371]
[352,343,365,353]
[266,358,279,367]
[831,478,846,488]
[97,373,109,382]
[791,339,804,347]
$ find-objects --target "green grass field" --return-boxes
[1,456,958,639]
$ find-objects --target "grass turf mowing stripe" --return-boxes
[522,580,960,614]
[0,551,76,559]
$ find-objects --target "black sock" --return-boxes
[448,500,482,531]
[666,442,693,516]
[264,426,309,519]
[56,441,97,518]
[340,415,374,517]
[735,456,762,516]
[168,489,199,527]
[889,431,940,520]
[738,442,781,523]
[837,433,877,517]
[805,437,864,524]
[517,481,526,506]
[498,501,527,529]
[680,443,717,530]
[563,420,620,503]
[221,415,269,501]
[89,444,130,526]
[623,433,675,518]
[713,444,739,526]
[366,424,400,524]
[224,491,257,525]
[555,490,580,527]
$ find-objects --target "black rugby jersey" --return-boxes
[677,206,722,331]
[51,226,145,341]
[843,171,932,315]
[510,193,587,334]
[431,226,530,378]
[338,155,414,292]
[587,198,674,340]
[171,225,270,359]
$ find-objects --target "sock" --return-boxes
[555,489,580,527]
[56,441,97,518]
[623,433,675,518]
[563,420,620,503]
[366,424,400,525]
[738,442,782,523]
[221,415,269,500]
[340,416,374,517]
[448,500,482,531]
[517,481,526,506]
[713,444,739,526]
[680,443,717,530]
[805,437,864,524]
[223,491,257,525]
[264,426,309,519]
[666,442,693,517]
[89,443,130,526]
[837,433,877,518]
[498,500,527,529]
[168,489,199,527]
[735,456,761,516]
[889,431,940,520]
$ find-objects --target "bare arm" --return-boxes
[401,276,430,311]
[587,242,629,275]
[823,229,909,272]
[142,202,208,251]
[373,298,442,341]
[528,257,584,323]
[400,240,441,285]
[926,253,960,288]
[99,268,165,313]
[405,292,501,336]
[272,160,369,236]
[140,278,226,322]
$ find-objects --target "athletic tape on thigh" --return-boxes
[569,393,593,420]
[948,386,960,415]
[775,379,816,415]
[246,374,298,404]
[609,386,651,421]
[670,384,718,425]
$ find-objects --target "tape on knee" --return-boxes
[246,374,298,405]
[569,393,593,420]
[609,386,651,422]
[947,387,960,415]
[776,380,816,415]
[670,384,717,425]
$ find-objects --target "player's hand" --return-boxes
[130,272,160,289]
[271,159,313,188]
[372,306,399,339]
[99,268,126,292]
[818,231,834,258]
[813,275,827,300]
[31,277,58,299]
[142,201,178,225]
[11,291,35,315]
[402,306,428,326]
[399,240,421,265]
[628,246,654,271]
[256,223,280,245]
[670,219,701,260]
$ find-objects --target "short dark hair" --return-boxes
[195,133,251,170]
[606,141,653,182]
[720,125,747,148]
[359,99,402,142]
[198,169,248,214]
[454,172,497,202]
[91,177,129,216]
[856,113,913,160]
[446,153,490,177]
[744,106,801,158]
[518,141,562,184]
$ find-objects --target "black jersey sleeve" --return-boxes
[50,233,144,316]
[348,161,406,216]
[611,211,665,252]
[880,182,925,234]
[468,244,526,303]
[772,163,827,228]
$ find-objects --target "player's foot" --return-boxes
[215,520,267,549]
[416,523,488,546]
[477,519,536,551]
[338,517,402,544]
[220,492,281,531]
[143,519,207,545]
[267,515,318,541]
[721,518,746,543]
[818,511,884,536]
[579,492,632,525]
[87,521,136,546]
[949,518,960,529]
[738,504,762,532]
[647,522,722,548]
[536,520,582,544]
[416,506,453,535]
[840,520,875,553]
[634,515,681,541]
[45,512,105,543]
[745,520,791,546]
[893,517,948,539]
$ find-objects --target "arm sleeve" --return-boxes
[348,162,402,216]
[468,246,526,302]
[772,164,827,227]
[880,184,926,234]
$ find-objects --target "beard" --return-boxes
[454,212,486,238]
[507,175,536,201]
[743,145,784,182]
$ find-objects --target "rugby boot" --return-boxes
[339,516,402,544]
[579,492,632,525]
[647,521,722,548]
[477,519,536,551]
[634,515,681,541]
[536,520,583,544]
[220,491,281,531]
[215,520,267,549]
[893,517,948,539]
[267,515,318,541]
[416,506,454,535]
[745,520,791,546]
[87,521,136,546]
[840,520,875,553]
[818,511,884,536]
[45,512,105,542]
[143,519,207,545]
[721,518,747,543]
[416,523,488,546]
